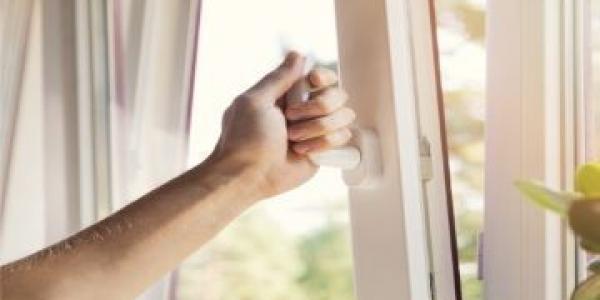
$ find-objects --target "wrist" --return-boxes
[197,153,267,205]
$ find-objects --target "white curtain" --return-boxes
[0,0,35,249]
[0,1,202,299]
[106,0,202,298]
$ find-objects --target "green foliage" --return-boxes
[297,226,355,300]
[455,210,482,261]
[437,1,486,299]
[178,213,355,300]
[462,276,484,300]
[436,1,486,42]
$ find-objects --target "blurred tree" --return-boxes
[436,1,485,42]
[178,210,355,300]
[437,1,486,300]
[203,214,307,300]
[297,225,355,300]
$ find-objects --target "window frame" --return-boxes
[334,0,460,299]
[484,0,583,299]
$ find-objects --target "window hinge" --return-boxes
[420,136,434,182]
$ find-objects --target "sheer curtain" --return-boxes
[0,1,201,299]
[106,0,202,298]
[0,0,35,251]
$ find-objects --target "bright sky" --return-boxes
[188,0,347,235]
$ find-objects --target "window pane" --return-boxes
[179,1,355,299]
[435,0,486,299]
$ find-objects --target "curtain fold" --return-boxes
[0,1,202,299]
[0,0,35,239]
[108,0,200,207]
[107,0,202,298]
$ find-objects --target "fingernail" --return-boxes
[294,144,310,154]
[284,51,305,68]
[284,52,298,66]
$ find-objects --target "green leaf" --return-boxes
[514,180,582,217]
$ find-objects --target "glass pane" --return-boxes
[435,0,486,299]
[179,1,355,299]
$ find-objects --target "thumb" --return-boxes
[245,52,305,103]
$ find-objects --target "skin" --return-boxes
[0,52,356,300]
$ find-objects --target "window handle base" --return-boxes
[340,128,383,188]
[310,128,382,188]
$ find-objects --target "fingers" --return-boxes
[288,107,356,142]
[308,68,338,88]
[292,128,353,155]
[285,87,349,121]
[285,67,354,155]
[244,52,305,104]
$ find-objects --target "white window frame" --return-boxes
[484,0,586,299]
[334,0,460,299]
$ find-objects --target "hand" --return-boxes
[569,200,600,253]
[211,52,356,199]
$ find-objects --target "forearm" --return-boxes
[1,156,261,300]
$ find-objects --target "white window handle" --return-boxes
[309,145,361,170]
[286,64,382,187]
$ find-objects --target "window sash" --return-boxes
[334,0,459,299]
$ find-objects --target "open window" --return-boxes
[178,0,463,299]
[5,0,599,299]
[2,0,463,299]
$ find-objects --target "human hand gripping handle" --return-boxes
[285,60,361,170]
[212,52,357,198]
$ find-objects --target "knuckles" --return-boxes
[287,107,356,142]
[235,94,265,110]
